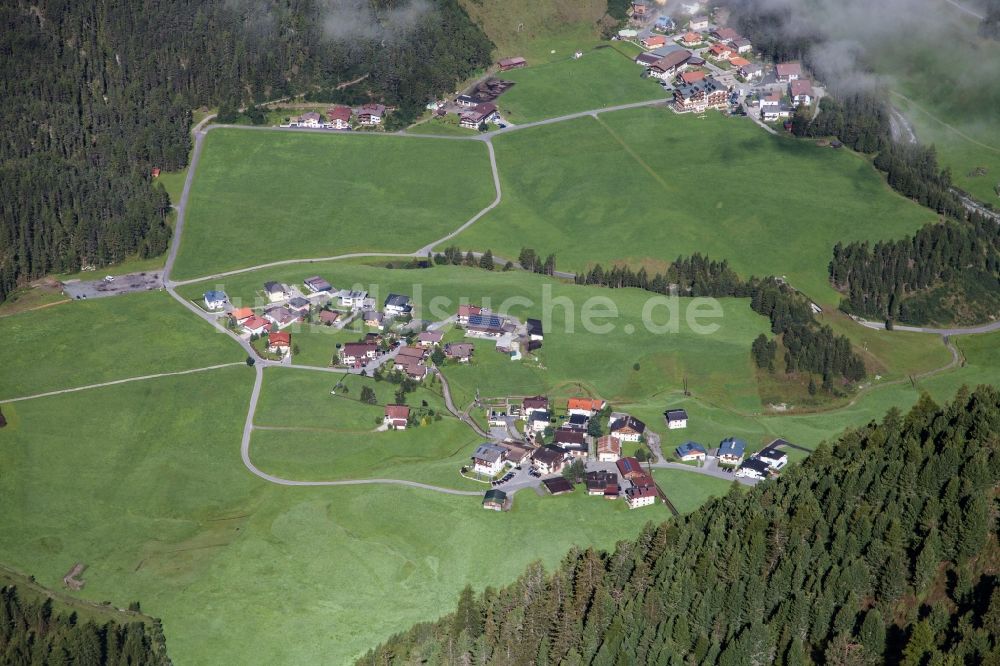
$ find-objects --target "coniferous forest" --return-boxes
[360,386,1000,665]
[0,0,492,303]
[0,585,169,664]
[830,216,1000,326]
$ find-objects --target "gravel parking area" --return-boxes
[63,272,164,300]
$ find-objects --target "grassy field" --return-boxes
[652,470,737,514]
[866,11,1000,204]
[170,129,495,280]
[448,109,937,304]
[457,0,607,64]
[0,290,240,401]
[495,45,665,123]
[0,367,672,664]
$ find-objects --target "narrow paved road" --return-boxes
[855,316,1000,337]
[0,363,244,404]
[436,368,491,438]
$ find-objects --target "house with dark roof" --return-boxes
[730,37,752,53]
[673,75,728,112]
[542,476,574,495]
[340,342,377,366]
[710,27,739,42]
[338,289,368,309]
[610,415,646,442]
[526,318,543,341]
[664,408,689,429]
[383,293,412,318]
[466,313,506,337]
[757,446,788,470]
[319,310,340,326]
[775,62,802,82]
[649,49,692,80]
[482,489,507,511]
[417,330,443,347]
[263,281,287,302]
[675,441,707,461]
[635,52,661,67]
[287,297,311,315]
[498,56,526,71]
[533,446,566,475]
[356,103,386,125]
[264,306,300,329]
[456,94,477,107]
[790,78,814,105]
[565,413,590,431]
[522,395,549,415]
[459,102,500,129]
[689,15,709,30]
[528,410,551,433]
[626,483,658,508]
[738,61,763,79]
[303,276,333,294]
[718,437,747,466]
[736,457,770,480]
[586,470,618,496]
[444,342,474,362]
[384,404,410,430]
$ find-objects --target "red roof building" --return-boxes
[384,404,410,429]
[679,70,706,85]
[498,56,526,71]
[326,105,352,128]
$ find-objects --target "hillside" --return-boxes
[361,385,1000,664]
[457,0,608,62]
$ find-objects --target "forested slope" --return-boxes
[0,0,491,302]
[361,386,1000,664]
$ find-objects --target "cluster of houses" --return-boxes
[754,62,815,121]
[282,103,387,130]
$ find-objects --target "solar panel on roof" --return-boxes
[468,313,503,328]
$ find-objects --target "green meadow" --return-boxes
[171,129,495,280]
[495,45,665,123]
[0,367,669,664]
[0,290,240,401]
[451,109,937,303]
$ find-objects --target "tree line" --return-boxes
[574,254,866,383]
[359,385,1000,665]
[830,215,1000,325]
[0,0,492,303]
[0,585,169,664]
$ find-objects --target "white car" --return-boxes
[104,275,115,282]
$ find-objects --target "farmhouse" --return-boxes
[267,331,291,354]
[542,476,574,495]
[482,489,506,511]
[383,293,412,317]
[790,78,814,105]
[203,290,227,310]
[498,56,526,71]
[303,276,333,294]
[586,470,618,496]
[596,435,622,462]
[325,106,352,129]
[673,76,728,112]
[736,457,771,480]
[649,50,692,80]
[675,441,707,462]
[457,304,482,325]
[610,415,646,442]
[567,397,606,417]
[339,289,368,309]
[399,362,427,382]
[318,310,340,326]
[635,52,661,67]
[466,313,506,337]
[710,27,739,42]
[356,103,386,125]
[664,408,689,429]
[242,315,270,337]
[689,16,709,31]
[616,457,646,481]
[642,34,667,49]
[522,395,549,415]
[472,443,508,476]
[775,62,802,82]
[384,404,410,430]
[417,330,443,347]
[230,307,254,325]
[533,446,566,475]
[717,437,747,466]
[263,281,287,302]
[443,342,474,362]
[459,102,499,129]
[680,32,702,47]
[340,342,377,366]
[264,306,299,329]
[526,318,543,341]
[363,310,384,329]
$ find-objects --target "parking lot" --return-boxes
[62,271,164,300]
